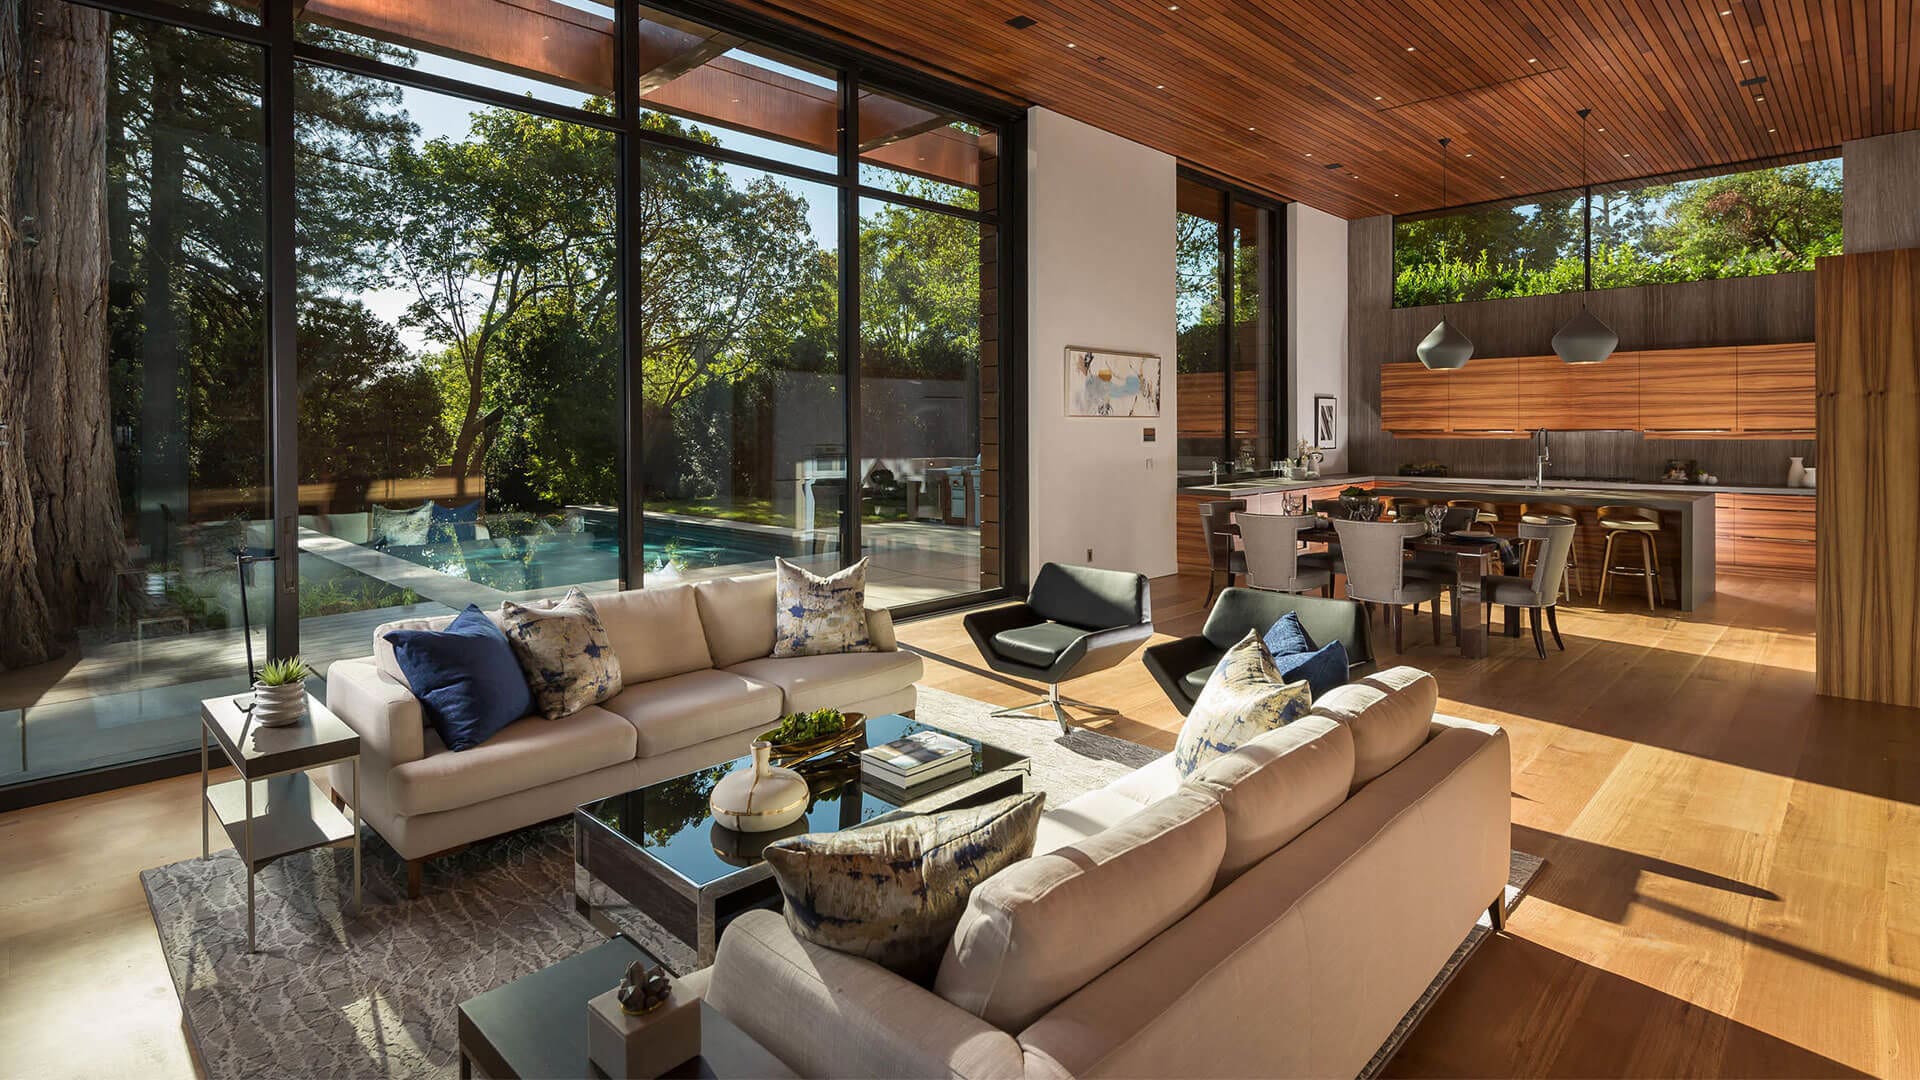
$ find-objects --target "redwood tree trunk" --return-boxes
[1,1,120,671]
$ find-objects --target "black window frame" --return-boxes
[1175,168,1288,466]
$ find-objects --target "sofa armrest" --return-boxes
[704,910,1025,1080]
[865,606,898,651]
[325,657,426,766]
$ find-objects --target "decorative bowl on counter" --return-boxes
[759,710,866,765]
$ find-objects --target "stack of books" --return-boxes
[859,730,974,792]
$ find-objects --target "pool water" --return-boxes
[381,517,811,592]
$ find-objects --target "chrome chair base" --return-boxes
[991,683,1117,736]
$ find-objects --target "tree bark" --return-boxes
[1,1,120,670]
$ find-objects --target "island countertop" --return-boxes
[1180,472,1812,499]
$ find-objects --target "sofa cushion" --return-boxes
[693,573,779,668]
[1034,787,1148,855]
[773,557,875,657]
[1308,665,1438,790]
[726,650,923,714]
[1275,639,1350,701]
[1109,755,1182,805]
[374,612,464,688]
[991,622,1086,669]
[383,604,532,752]
[500,587,623,720]
[600,668,784,758]
[589,585,713,684]
[1173,631,1312,777]
[936,787,1225,1033]
[1180,664,1212,700]
[387,703,637,817]
[764,792,1045,982]
[1189,716,1356,884]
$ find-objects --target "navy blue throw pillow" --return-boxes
[1261,612,1316,659]
[385,605,532,751]
[1275,639,1349,700]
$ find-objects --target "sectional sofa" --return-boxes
[688,666,1512,1079]
[324,572,921,895]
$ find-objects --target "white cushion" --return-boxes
[373,612,471,688]
[936,788,1225,1033]
[1173,631,1312,777]
[1108,755,1180,806]
[600,668,784,758]
[1188,716,1356,884]
[1308,665,1438,790]
[387,703,636,816]
[725,650,924,715]
[1034,787,1150,855]
[589,585,713,684]
[693,573,780,668]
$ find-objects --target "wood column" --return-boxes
[1815,249,1920,706]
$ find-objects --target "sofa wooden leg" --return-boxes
[406,859,424,900]
[1488,896,1509,932]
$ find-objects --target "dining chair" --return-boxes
[1236,513,1333,596]
[1479,520,1575,658]
[1519,502,1581,600]
[1198,499,1247,609]
[1447,499,1501,532]
[1332,519,1449,653]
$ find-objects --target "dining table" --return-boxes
[1292,521,1520,660]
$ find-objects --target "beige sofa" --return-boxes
[688,667,1511,1079]
[324,572,920,894]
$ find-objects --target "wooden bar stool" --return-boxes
[1447,499,1500,533]
[1596,505,1663,610]
[1519,502,1582,600]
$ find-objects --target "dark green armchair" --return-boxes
[1141,588,1376,715]
[964,563,1154,734]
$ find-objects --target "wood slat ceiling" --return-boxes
[736,0,1920,218]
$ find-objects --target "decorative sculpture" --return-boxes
[616,960,673,1016]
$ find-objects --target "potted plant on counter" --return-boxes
[1339,485,1383,522]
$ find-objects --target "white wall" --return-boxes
[1026,107,1179,579]
[1286,202,1350,473]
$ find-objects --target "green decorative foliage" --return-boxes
[256,657,315,686]
[763,708,848,746]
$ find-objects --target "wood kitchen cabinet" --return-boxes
[1379,363,1449,434]
[1568,350,1640,430]
[1445,357,1521,433]
[1718,493,1815,577]
[1735,342,1816,434]
[1639,347,1738,434]
[1515,355,1575,430]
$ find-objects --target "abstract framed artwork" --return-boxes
[1314,395,1338,449]
[1066,348,1162,417]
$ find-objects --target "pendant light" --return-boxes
[1552,108,1619,365]
[1417,136,1474,370]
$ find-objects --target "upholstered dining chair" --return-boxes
[1236,513,1333,596]
[1479,520,1575,658]
[1197,499,1246,608]
[964,562,1154,734]
[1332,518,1450,653]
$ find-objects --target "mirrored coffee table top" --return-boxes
[577,714,1029,889]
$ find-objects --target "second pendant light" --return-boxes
[1418,137,1473,370]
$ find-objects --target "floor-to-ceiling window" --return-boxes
[1175,171,1284,476]
[2,0,1023,805]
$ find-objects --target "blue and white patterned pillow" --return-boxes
[1174,630,1312,776]
[498,587,621,719]
[772,557,875,658]
[763,791,1044,982]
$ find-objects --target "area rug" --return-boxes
[142,687,1539,1079]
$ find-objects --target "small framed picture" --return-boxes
[1313,395,1338,449]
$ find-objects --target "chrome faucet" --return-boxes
[1533,429,1551,488]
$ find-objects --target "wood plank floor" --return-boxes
[2,570,1914,1078]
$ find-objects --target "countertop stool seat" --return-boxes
[1447,499,1500,531]
[1596,505,1664,610]
[1519,502,1582,600]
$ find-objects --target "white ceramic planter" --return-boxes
[709,742,809,833]
[251,680,307,727]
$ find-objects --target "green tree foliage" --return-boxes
[295,298,447,492]
[859,187,981,378]
[1392,159,1841,307]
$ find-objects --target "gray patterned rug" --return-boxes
[141,687,1538,1079]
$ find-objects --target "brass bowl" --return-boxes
[761,713,866,766]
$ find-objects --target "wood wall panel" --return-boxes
[1736,342,1818,433]
[1569,351,1642,431]
[1515,355,1575,431]
[1637,348,1738,433]
[1378,363,1448,433]
[1444,357,1520,433]
[1816,248,1920,706]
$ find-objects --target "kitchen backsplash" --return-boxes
[1357,430,1817,489]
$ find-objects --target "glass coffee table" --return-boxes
[573,714,1029,966]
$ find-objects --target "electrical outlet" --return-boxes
[1086,548,1094,562]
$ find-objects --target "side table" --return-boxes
[200,692,362,951]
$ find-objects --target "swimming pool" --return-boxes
[380,516,811,592]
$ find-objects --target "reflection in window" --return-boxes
[1176,177,1226,470]
[1231,200,1274,456]
[638,150,843,583]
[293,71,621,681]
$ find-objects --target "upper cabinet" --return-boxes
[1568,350,1641,430]
[1639,347,1738,434]
[1735,342,1817,434]
[1379,343,1814,438]
[1379,363,1448,434]
[1445,357,1521,433]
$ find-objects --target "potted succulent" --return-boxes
[251,656,314,727]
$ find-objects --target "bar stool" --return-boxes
[1390,498,1429,524]
[1596,505,1663,610]
[1448,499,1500,533]
[1519,502,1582,600]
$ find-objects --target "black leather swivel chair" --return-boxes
[964,563,1154,735]
[1141,588,1376,715]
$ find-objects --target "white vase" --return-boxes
[251,680,307,727]
[709,742,810,833]
[1801,467,1816,488]
[1787,456,1806,488]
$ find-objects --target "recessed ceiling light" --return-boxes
[1005,14,1037,28]
[1499,174,1507,178]
[1168,3,1179,8]
[1755,95,1766,101]
[1767,127,1777,132]
[1597,127,1606,132]
[1305,152,1314,157]
[1374,95,1384,101]
[1065,42,1076,48]
[1622,152,1632,157]
[1405,46,1416,52]
[1740,58,1751,64]
[1463,152,1473,157]
[1248,126,1257,131]
[1155,84,1165,90]
[1528,58,1538,64]
[1720,8,1732,14]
